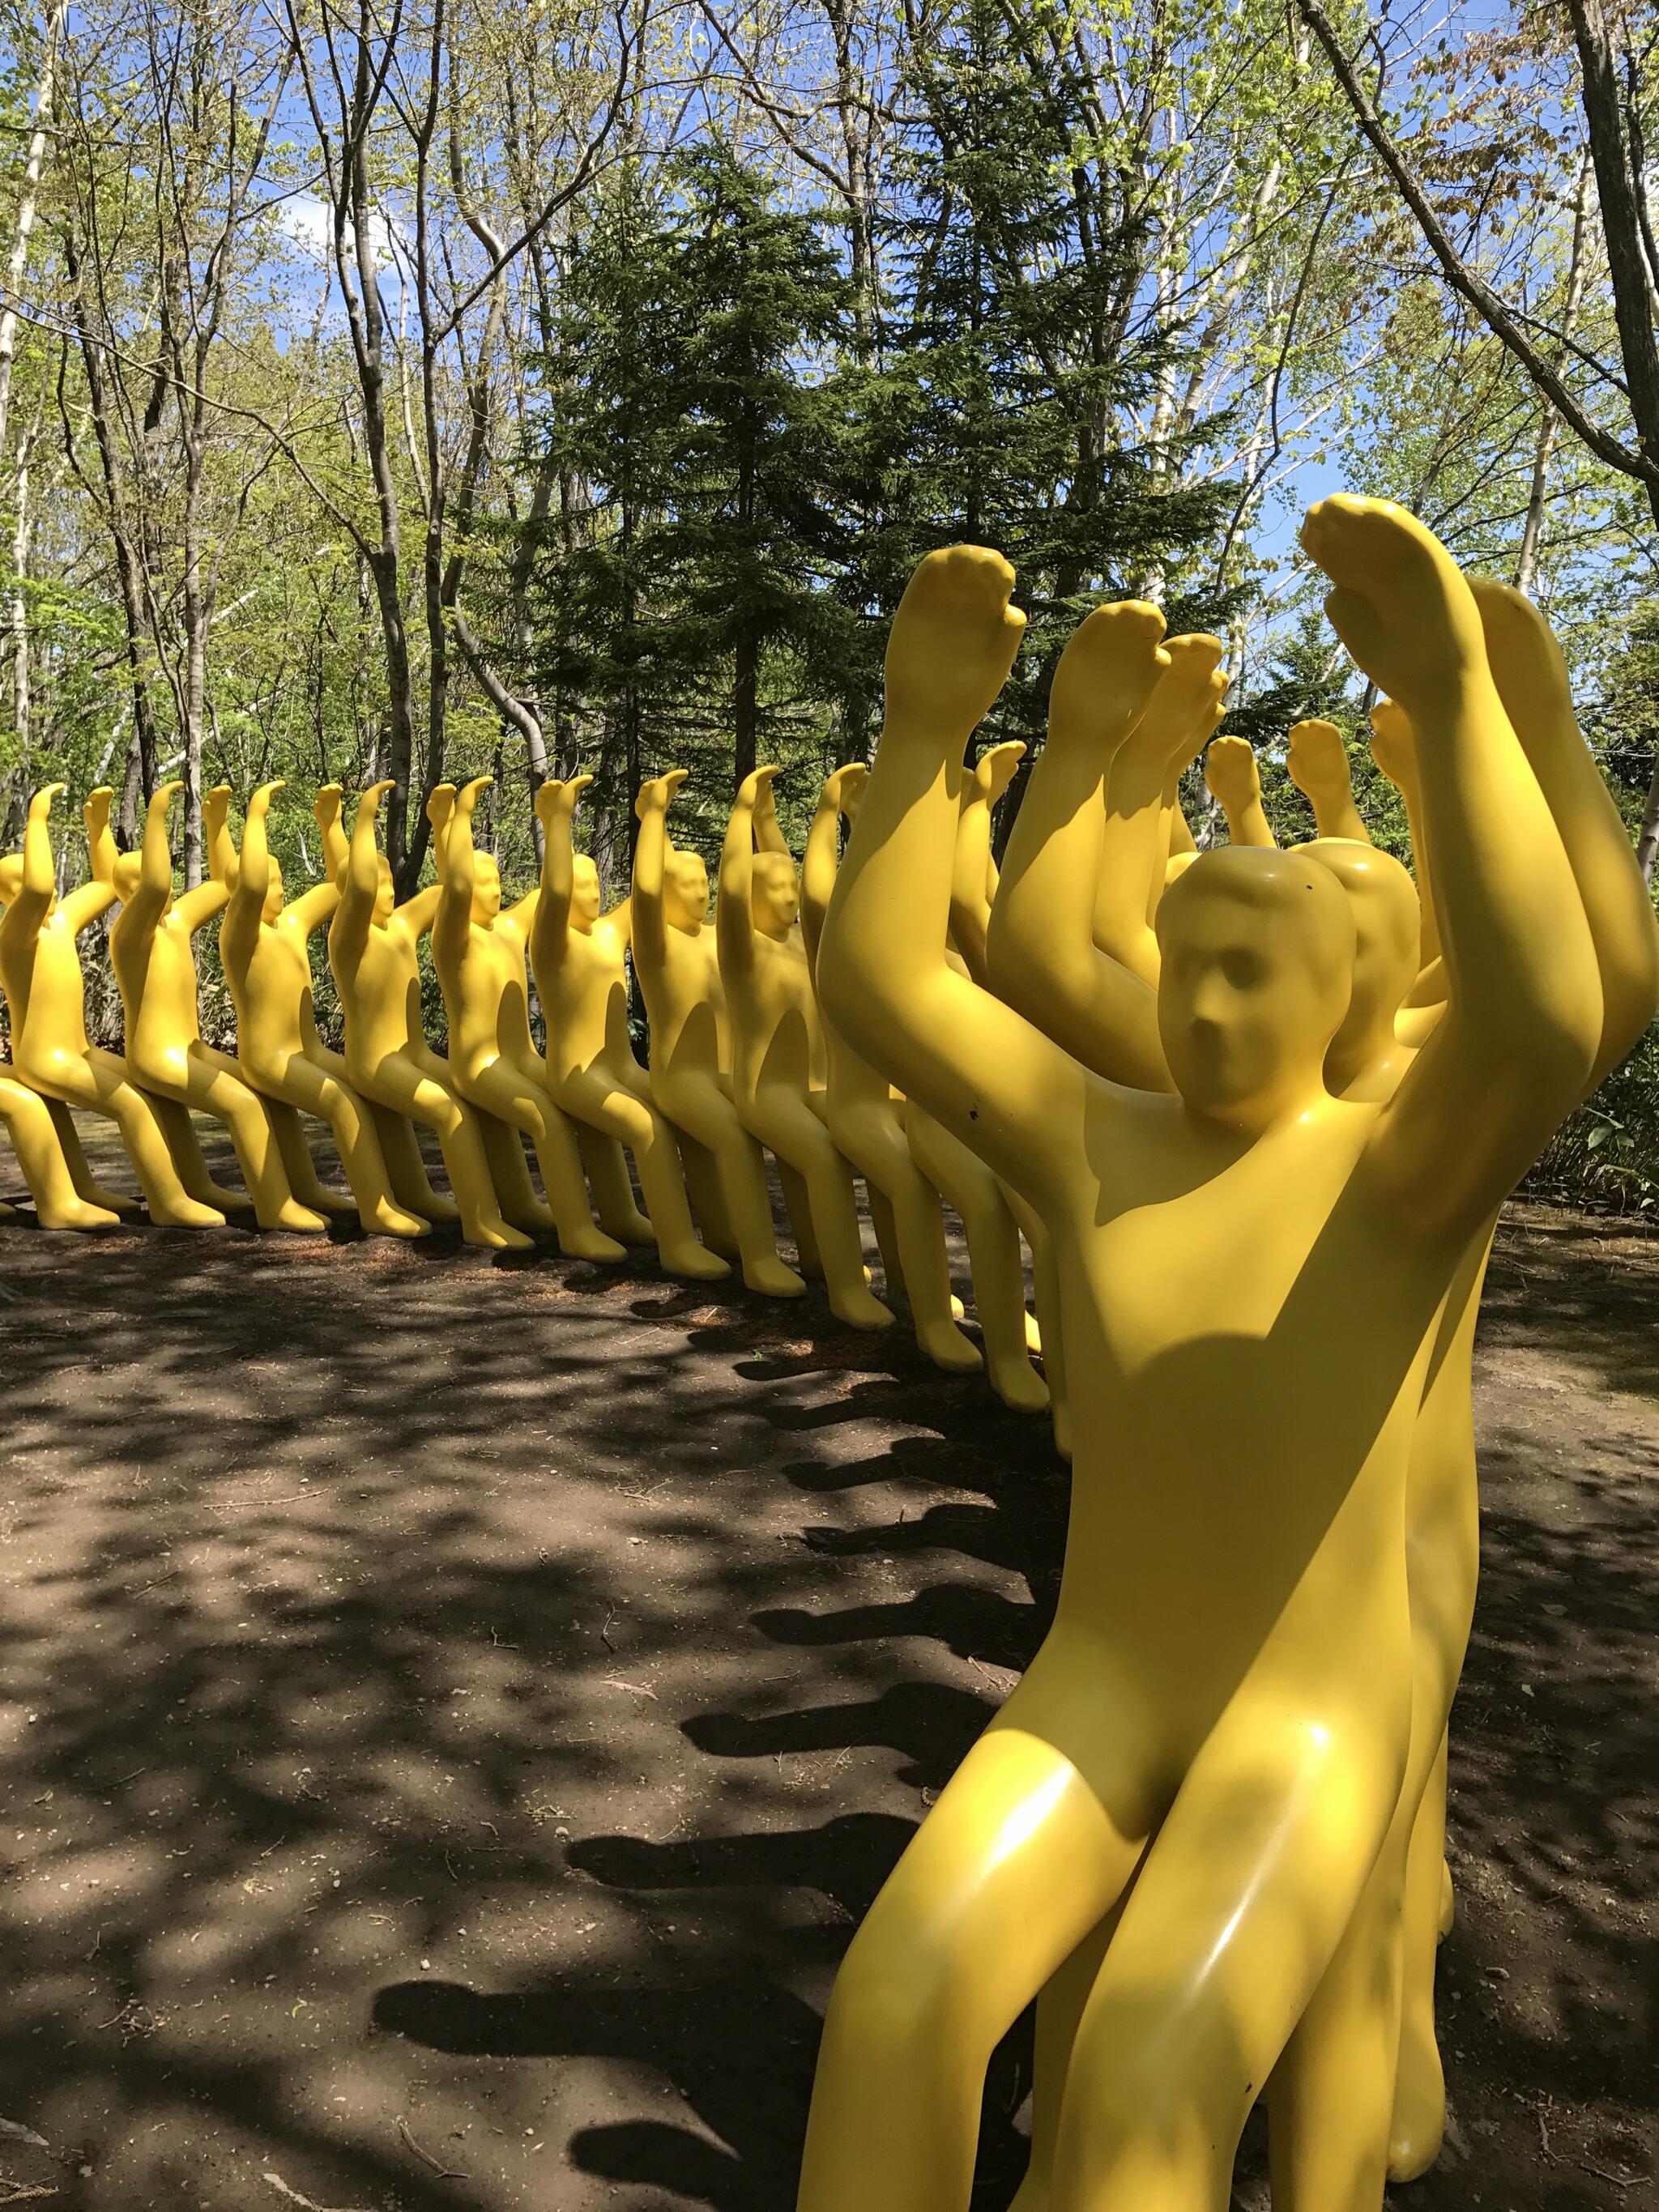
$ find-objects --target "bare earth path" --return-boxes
[0,1142,1653,2212]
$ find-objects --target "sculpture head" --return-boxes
[1294,838,1419,1092]
[471,853,501,926]
[262,855,285,925]
[374,853,396,925]
[751,851,800,939]
[114,852,146,905]
[665,847,709,932]
[1155,847,1355,1133]
[572,854,603,931]
[0,854,22,909]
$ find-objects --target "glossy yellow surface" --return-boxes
[798,501,1648,2212]
[631,770,804,1298]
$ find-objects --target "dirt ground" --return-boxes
[0,1123,1654,2212]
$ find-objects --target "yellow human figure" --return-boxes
[1371,697,1451,1047]
[529,774,727,1281]
[717,765,891,1328]
[0,785,224,1225]
[630,769,805,1298]
[1203,731,1277,847]
[798,505,1615,2212]
[1289,717,1371,843]
[802,763,980,1370]
[431,775,623,1264]
[109,780,326,1234]
[1269,580,1659,2207]
[327,779,532,1251]
[220,780,429,1238]
[899,738,1050,1415]
[0,1067,130,1228]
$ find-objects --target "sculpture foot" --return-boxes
[206,1183,255,1213]
[830,1285,894,1331]
[989,1359,1051,1415]
[559,1225,628,1264]
[949,1291,966,1320]
[83,1183,140,1215]
[661,1242,731,1281]
[742,1256,807,1299]
[1439,1858,1455,1938]
[919,1321,983,1374]
[262,1201,330,1234]
[365,1204,431,1239]
[1024,1307,1043,1355]
[465,1218,536,1251]
[603,1211,657,1247]
[148,1196,227,1228]
[1388,2007,1447,2182]
[504,1203,557,1236]
[420,1192,462,1224]
[36,1198,124,1231]
[307,1188,360,1216]
[1051,1400,1073,1462]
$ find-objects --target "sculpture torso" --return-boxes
[111,903,207,1078]
[437,914,536,1082]
[222,912,320,1078]
[1,906,92,1072]
[538,914,634,1081]
[636,921,731,1085]
[334,912,422,1080]
[727,927,824,1104]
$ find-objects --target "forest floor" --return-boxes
[0,1123,1654,2212]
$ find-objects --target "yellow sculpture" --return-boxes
[529,775,727,1281]
[218,781,433,1238]
[109,780,327,1233]
[801,763,981,1371]
[432,775,623,1263]
[797,501,1630,2211]
[717,765,891,1328]
[326,779,532,1251]
[0,785,225,1225]
[0,1065,132,1228]
[1289,716,1370,842]
[1202,731,1275,848]
[630,769,805,1296]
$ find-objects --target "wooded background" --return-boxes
[0,0,1654,1200]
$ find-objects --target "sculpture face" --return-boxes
[751,851,800,937]
[1155,850,1354,1132]
[573,855,603,931]
[114,853,147,906]
[262,856,285,925]
[374,855,396,925]
[0,855,24,910]
[471,853,501,926]
[1297,839,1419,1076]
[665,849,709,932]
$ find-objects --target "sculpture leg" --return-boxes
[908,1107,1047,1411]
[149,1093,253,1214]
[460,1056,624,1263]
[578,1124,655,1245]
[260,1050,429,1238]
[1390,1732,1450,2181]
[658,1069,803,1295]
[57,1048,224,1226]
[558,1066,727,1280]
[675,1131,741,1259]
[367,1099,460,1225]
[48,1097,139,1215]
[797,1724,1145,2212]
[1010,1913,1123,2212]
[1006,1191,1069,1459]
[476,1110,557,1236]
[778,1161,824,1280]
[747,1088,891,1331]
[0,1075,122,1229]
[365,1055,531,1251]
[1049,1711,1400,2211]
[265,1098,358,1216]
[183,1046,327,1233]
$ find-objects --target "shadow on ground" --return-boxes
[0,1123,1653,2211]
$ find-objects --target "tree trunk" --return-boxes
[1515,154,1595,595]
[0,0,67,468]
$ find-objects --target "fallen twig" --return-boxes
[396,2118,461,2179]
[0,2183,59,2206]
[262,2172,369,2212]
[0,2127,49,2155]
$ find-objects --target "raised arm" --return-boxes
[986,602,1173,1089]
[1303,496,1601,1242]
[1370,698,1442,975]
[175,783,235,931]
[287,783,348,937]
[819,546,1094,1208]
[717,768,774,979]
[113,780,181,940]
[802,764,868,975]
[334,778,394,961]
[2,785,70,947]
[394,783,454,939]
[950,741,1022,985]
[1473,579,1659,1083]
[530,774,591,972]
[1204,735,1277,850]
[435,775,489,971]
[632,769,689,965]
[221,779,280,968]
[753,772,792,858]
[1288,718,1371,843]
[62,784,126,934]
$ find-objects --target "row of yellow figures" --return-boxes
[2,496,1654,2210]
[0,749,1053,1412]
